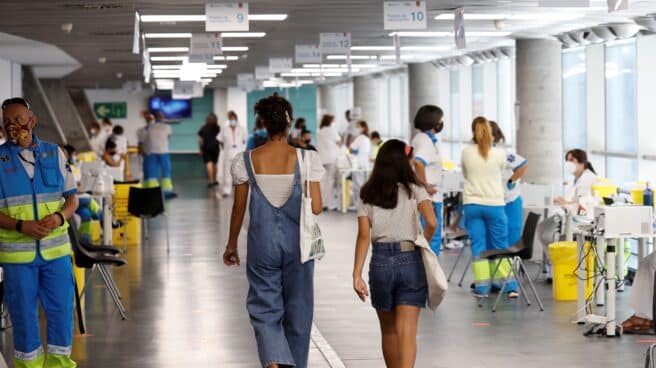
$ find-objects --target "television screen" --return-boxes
[149,96,192,120]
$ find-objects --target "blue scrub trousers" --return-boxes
[464,204,515,295]
[420,202,442,255]
[2,255,75,365]
[143,153,174,193]
[505,197,523,247]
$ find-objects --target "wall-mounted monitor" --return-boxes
[149,96,192,120]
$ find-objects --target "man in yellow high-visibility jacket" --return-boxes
[0,98,79,368]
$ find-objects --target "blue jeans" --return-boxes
[420,202,442,255]
[369,243,427,311]
[243,152,314,368]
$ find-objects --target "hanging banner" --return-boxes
[269,58,293,74]
[393,34,401,64]
[607,0,628,12]
[384,1,427,30]
[142,50,151,83]
[454,8,466,49]
[132,11,140,55]
[538,0,590,6]
[255,66,273,80]
[295,45,322,64]
[189,33,223,63]
[320,33,351,54]
[206,2,249,32]
[173,81,203,99]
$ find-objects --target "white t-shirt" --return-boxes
[411,132,443,203]
[316,126,341,165]
[347,120,360,138]
[112,135,128,155]
[461,145,507,206]
[350,134,371,170]
[18,147,77,195]
[90,131,110,156]
[219,123,247,156]
[564,169,597,203]
[231,149,325,208]
[140,122,172,154]
[502,149,527,204]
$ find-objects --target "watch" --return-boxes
[15,220,23,233]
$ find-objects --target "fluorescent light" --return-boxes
[206,64,228,69]
[389,31,451,37]
[141,14,287,22]
[200,78,213,83]
[351,46,396,51]
[401,45,451,51]
[148,47,190,53]
[155,79,175,90]
[144,33,192,39]
[220,32,266,38]
[467,31,512,37]
[302,64,340,68]
[434,12,583,21]
[214,56,239,61]
[381,55,416,60]
[281,72,310,77]
[222,46,249,52]
[327,55,373,60]
[152,65,182,70]
[151,56,188,61]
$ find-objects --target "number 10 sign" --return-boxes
[384,1,427,30]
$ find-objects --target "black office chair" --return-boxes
[128,186,170,253]
[480,212,544,312]
[69,222,128,321]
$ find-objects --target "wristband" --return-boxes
[54,212,65,227]
[15,220,23,233]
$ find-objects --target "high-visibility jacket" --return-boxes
[0,137,72,264]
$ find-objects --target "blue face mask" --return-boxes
[255,129,267,137]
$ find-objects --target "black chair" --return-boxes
[480,212,544,312]
[68,222,128,320]
[127,186,169,253]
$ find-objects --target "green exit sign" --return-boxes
[94,102,127,119]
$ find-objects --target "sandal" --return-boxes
[621,315,653,333]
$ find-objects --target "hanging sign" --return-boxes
[607,0,628,12]
[384,1,427,30]
[538,0,590,6]
[320,33,351,54]
[142,50,151,83]
[454,8,466,49]
[173,81,203,99]
[393,34,401,64]
[269,58,293,74]
[189,33,223,63]
[132,11,140,55]
[255,66,273,80]
[205,2,249,32]
[295,45,322,64]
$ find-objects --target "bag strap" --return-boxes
[296,149,310,198]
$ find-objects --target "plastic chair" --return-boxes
[127,186,170,253]
[68,222,128,320]
[480,212,544,312]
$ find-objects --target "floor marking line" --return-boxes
[311,322,346,368]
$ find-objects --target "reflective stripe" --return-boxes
[2,194,33,208]
[41,234,70,250]
[15,346,43,361]
[47,344,72,356]
[37,192,63,203]
[0,242,35,252]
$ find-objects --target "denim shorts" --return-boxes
[369,242,428,311]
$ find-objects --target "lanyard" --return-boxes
[17,152,35,167]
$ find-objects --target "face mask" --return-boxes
[6,123,32,147]
[565,161,578,174]
[435,121,444,134]
[304,139,312,145]
[255,129,267,136]
[68,157,77,165]
[229,119,237,127]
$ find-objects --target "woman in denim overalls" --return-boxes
[224,95,324,368]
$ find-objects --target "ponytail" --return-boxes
[471,117,492,159]
[586,162,596,175]
[566,148,596,175]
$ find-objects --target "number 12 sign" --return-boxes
[384,1,427,30]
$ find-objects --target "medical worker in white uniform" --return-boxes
[349,120,371,207]
[554,149,597,211]
[411,105,444,255]
[218,110,247,196]
[490,121,528,295]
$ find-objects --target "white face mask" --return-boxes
[565,161,578,175]
[229,119,237,127]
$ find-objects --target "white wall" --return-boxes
[84,88,150,146]
[0,57,22,102]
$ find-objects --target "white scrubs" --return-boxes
[411,132,443,203]
[349,134,371,206]
[563,168,597,207]
[218,122,247,195]
[317,125,341,210]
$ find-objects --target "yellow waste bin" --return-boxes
[548,241,593,301]
[112,182,142,247]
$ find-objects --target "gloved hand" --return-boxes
[507,180,516,191]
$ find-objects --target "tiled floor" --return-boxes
[0,179,651,367]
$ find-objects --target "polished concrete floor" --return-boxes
[0,179,652,367]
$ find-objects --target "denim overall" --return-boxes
[243,151,315,368]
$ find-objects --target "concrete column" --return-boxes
[353,75,380,128]
[407,62,444,133]
[516,38,563,185]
